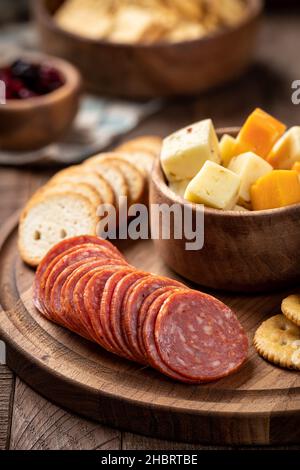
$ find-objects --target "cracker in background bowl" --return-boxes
[55,0,113,39]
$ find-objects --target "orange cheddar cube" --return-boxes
[235,108,286,159]
[251,170,300,210]
[292,162,300,173]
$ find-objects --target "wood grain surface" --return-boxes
[1,10,300,449]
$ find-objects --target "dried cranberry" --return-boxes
[11,59,40,89]
[18,88,37,99]
[0,58,64,100]
[0,67,12,85]
[39,65,64,93]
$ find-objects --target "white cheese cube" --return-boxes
[228,152,273,203]
[219,134,236,167]
[169,179,191,198]
[161,119,220,182]
[184,161,241,210]
[268,126,300,169]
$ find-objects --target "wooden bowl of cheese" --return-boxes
[150,116,300,293]
[33,0,262,98]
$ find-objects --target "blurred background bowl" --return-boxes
[150,127,300,293]
[0,51,81,151]
[33,0,263,99]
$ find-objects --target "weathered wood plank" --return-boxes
[0,365,14,450]
[10,379,121,450]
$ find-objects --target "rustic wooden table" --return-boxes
[1,10,300,450]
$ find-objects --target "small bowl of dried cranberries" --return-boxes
[0,53,82,151]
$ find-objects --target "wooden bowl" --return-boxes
[150,128,300,293]
[33,0,263,99]
[0,52,81,152]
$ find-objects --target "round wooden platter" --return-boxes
[1,214,300,446]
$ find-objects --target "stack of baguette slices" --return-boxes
[18,136,162,267]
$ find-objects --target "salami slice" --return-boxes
[50,257,101,329]
[155,290,248,382]
[84,266,134,353]
[142,288,198,384]
[137,286,176,358]
[43,245,121,320]
[36,235,124,277]
[34,244,96,318]
[73,263,128,344]
[33,237,124,315]
[59,259,127,336]
[109,271,150,360]
[123,275,185,363]
[99,268,138,358]
[34,244,102,317]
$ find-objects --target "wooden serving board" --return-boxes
[0,213,300,446]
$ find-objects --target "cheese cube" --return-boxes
[184,161,241,210]
[228,152,273,203]
[235,108,286,158]
[292,162,300,173]
[169,179,191,198]
[251,170,300,210]
[219,134,236,166]
[161,119,220,182]
[267,127,300,169]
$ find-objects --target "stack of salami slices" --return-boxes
[34,235,248,383]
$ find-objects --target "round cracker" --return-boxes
[254,314,300,370]
[282,295,300,327]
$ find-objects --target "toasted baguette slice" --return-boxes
[92,153,146,204]
[114,151,155,177]
[19,192,97,267]
[50,166,115,206]
[116,136,162,157]
[83,157,128,208]
[43,181,102,209]
[115,136,161,177]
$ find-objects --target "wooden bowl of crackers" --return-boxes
[150,127,300,294]
[34,0,263,99]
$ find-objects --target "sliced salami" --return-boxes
[85,266,134,353]
[34,236,249,384]
[33,237,124,315]
[73,263,128,344]
[50,257,101,329]
[35,244,97,318]
[43,245,122,317]
[137,286,176,358]
[36,235,124,278]
[123,275,185,363]
[155,290,248,382]
[59,259,127,337]
[109,271,150,361]
[99,268,138,358]
[142,288,198,384]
